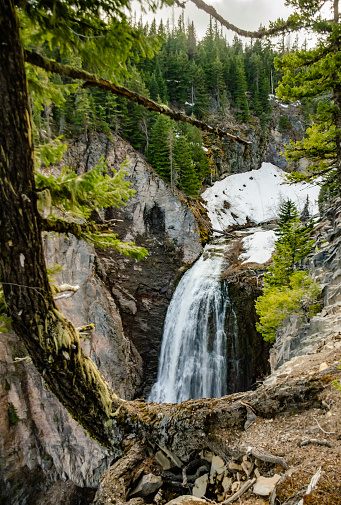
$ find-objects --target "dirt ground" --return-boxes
[233,339,341,504]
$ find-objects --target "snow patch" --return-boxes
[202,162,320,232]
[239,230,276,264]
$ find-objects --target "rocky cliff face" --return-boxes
[264,98,306,170]
[0,237,119,505]
[266,199,341,383]
[61,132,202,395]
[215,98,305,178]
[0,132,202,504]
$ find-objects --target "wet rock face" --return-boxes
[62,132,202,395]
[225,280,270,392]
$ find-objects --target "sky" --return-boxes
[132,0,292,41]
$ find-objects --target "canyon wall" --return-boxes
[0,132,202,504]
[267,199,341,382]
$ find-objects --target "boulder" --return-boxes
[129,474,162,497]
[192,473,208,498]
[210,455,226,483]
[222,476,233,493]
[155,451,172,470]
[253,475,281,496]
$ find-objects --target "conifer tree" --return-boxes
[174,135,201,195]
[255,200,318,342]
[147,114,174,180]
[274,0,341,193]
[233,55,250,121]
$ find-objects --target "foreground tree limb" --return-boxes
[24,49,251,146]
[187,0,298,38]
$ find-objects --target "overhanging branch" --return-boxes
[40,216,108,238]
[24,49,251,146]
[188,0,298,38]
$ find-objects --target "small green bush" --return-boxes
[278,115,292,132]
[8,402,19,425]
[256,270,320,343]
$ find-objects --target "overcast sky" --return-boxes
[132,0,292,40]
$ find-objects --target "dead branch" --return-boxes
[212,228,235,238]
[222,478,256,504]
[313,416,336,434]
[24,50,251,146]
[299,438,332,448]
[245,447,288,469]
[76,324,95,333]
[53,283,80,300]
[13,356,32,363]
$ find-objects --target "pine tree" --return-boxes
[275,0,341,193]
[276,198,299,235]
[174,134,201,195]
[147,114,173,181]
[267,201,314,287]
[187,21,197,59]
[256,200,318,342]
[233,55,250,121]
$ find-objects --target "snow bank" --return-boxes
[239,230,276,264]
[202,162,320,232]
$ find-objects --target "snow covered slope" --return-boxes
[202,163,320,265]
[202,162,320,231]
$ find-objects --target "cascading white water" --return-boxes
[148,242,232,404]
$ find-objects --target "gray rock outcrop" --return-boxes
[268,199,341,379]
[0,131,202,503]
[62,132,202,394]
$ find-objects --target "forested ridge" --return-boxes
[30,14,286,195]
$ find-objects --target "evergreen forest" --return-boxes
[31,13,284,196]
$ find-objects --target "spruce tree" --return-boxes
[233,55,250,121]
[147,114,173,181]
[174,134,201,195]
[274,0,341,193]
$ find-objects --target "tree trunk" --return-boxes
[333,0,341,192]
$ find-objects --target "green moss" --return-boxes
[5,380,10,391]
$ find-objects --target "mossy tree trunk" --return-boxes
[0,0,116,448]
[333,0,341,192]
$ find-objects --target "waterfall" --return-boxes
[148,242,234,404]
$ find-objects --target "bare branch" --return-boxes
[40,216,108,238]
[24,49,251,146]
[222,478,256,504]
[188,0,298,38]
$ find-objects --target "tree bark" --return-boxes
[0,0,117,448]
[187,0,298,38]
[332,0,341,192]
